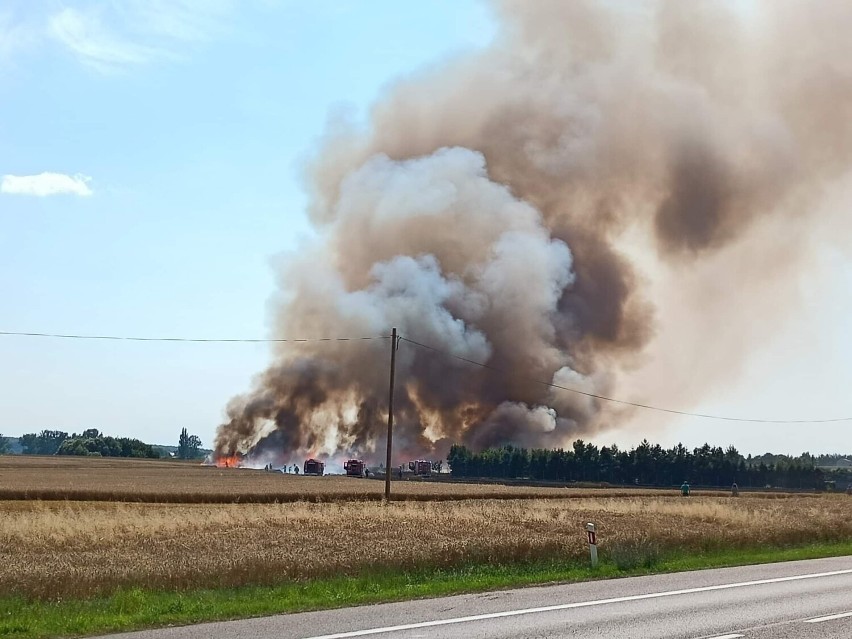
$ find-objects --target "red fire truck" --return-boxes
[303,458,325,476]
[344,459,365,477]
[408,460,432,476]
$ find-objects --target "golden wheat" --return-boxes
[3,495,850,600]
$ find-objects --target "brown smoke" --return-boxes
[215,0,852,464]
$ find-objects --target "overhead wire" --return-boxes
[397,335,852,424]
[0,331,390,343]
[2,328,848,424]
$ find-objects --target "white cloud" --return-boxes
[0,9,40,63]
[129,0,233,43]
[1,173,94,197]
[47,2,236,73]
[48,8,162,73]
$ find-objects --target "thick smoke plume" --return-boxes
[215,1,852,464]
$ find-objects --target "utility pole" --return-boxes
[384,327,398,501]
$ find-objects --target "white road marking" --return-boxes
[707,634,744,639]
[301,568,852,639]
[804,611,852,623]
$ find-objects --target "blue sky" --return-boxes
[1,1,850,456]
[0,0,495,449]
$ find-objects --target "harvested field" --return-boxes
[0,456,710,502]
[3,494,851,600]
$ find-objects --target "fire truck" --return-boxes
[303,458,325,476]
[344,459,365,477]
[408,460,432,476]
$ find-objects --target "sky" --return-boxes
[1,0,850,456]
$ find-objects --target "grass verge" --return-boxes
[3,540,851,639]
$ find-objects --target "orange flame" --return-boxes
[215,455,242,469]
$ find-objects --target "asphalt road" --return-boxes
[103,556,852,639]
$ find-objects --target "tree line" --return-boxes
[814,453,852,467]
[18,429,159,458]
[446,440,828,489]
[11,429,204,459]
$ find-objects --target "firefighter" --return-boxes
[731,482,739,497]
[680,481,690,497]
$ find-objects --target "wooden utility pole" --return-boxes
[384,327,398,501]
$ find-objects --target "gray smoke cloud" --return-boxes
[214,0,852,463]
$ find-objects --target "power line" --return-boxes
[0,331,390,343]
[3,328,849,424]
[398,336,852,424]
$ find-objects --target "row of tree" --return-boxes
[12,429,203,459]
[814,453,852,467]
[446,440,828,489]
[17,429,159,458]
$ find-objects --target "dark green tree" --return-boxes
[55,432,158,458]
[0,434,8,455]
[178,428,203,459]
[178,428,189,459]
[187,434,202,458]
[445,439,825,490]
[20,430,68,455]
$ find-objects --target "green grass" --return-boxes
[3,540,851,638]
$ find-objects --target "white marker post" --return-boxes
[586,522,598,568]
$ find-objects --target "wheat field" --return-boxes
[3,456,850,602]
[3,495,851,600]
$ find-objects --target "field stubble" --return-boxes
[0,456,675,502]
